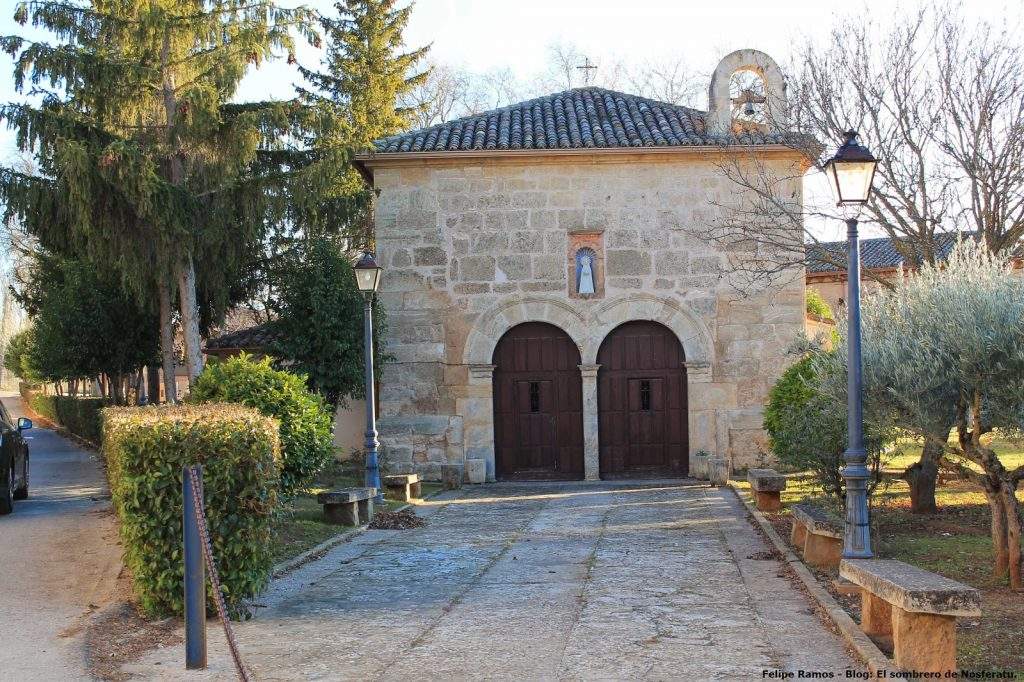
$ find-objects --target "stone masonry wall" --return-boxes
[371,153,806,479]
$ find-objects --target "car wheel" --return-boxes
[13,456,27,500]
[0,464,13,515]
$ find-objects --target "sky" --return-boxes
[0,0,1021,240]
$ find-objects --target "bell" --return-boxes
[743,101,756,117]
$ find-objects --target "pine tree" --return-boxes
[294,0,428,244]
[0,1,317,389]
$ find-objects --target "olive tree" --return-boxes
[814,239,1024,588]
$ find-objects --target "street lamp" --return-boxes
[823,130,878,559]
[354,251,384,505]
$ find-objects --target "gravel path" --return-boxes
[129,481,858,680]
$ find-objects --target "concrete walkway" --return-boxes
[130,482,857,680]
[0,393,122,680]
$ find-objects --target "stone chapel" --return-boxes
[352,49,808,482]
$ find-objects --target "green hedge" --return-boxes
[102,404,281,617]
[20,384,108,445]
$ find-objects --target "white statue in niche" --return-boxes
[576,248,596,295]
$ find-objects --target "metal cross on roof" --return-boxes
[576,57,597,84]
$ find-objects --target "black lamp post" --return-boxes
[823,130,878,559]
[354,251,384,504]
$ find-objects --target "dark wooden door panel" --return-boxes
[493,322,584,480]
[598,321,688,478]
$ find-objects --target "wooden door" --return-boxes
[598,321,688,478]
[493,322,584,480]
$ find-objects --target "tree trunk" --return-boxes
[160,30,203,388]
[905,431,946,513]
[175,255,204,385]
[1001,483,1022,590]
[985,484,1010,578]
[146,365,161,405]
[159,279,178,404]
[905,457,939,514]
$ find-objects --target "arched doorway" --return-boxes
[493,322,584,480]
[597,321,688,478]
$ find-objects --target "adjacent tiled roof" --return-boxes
[807,233,963,273]
[204,324,277,351]
[374,87,796,153]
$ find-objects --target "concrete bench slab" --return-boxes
[317,487,376,526]
[383,474,421,502]
[746,468,786,511]
[840,558,981,675]
[791,503,843,569]
[791,503,842,538]
[839,558,981,618]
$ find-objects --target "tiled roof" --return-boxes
[204,324,277,351]
[807,233,963,273]
[375,87,797,153]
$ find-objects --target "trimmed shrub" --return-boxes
[806,288,834,320]
[103,404,280,617]
[764,354,888,499]
[20,384,107,445]
[188,354,334,495]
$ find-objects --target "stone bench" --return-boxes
[746,468,786,511]
[316,487,376,526]
[791,503,843,569]
[840,558,981,675]
[382,474,421,502]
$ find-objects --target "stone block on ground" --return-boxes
[708,456,729,486]
[803,532,842,569]
[465,458,486,484]
[691,453,709,479]
[441,463,463,489]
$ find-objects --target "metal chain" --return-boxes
[186,465,253,682]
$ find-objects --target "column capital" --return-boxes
[578,363,601,378]
[468,363,496,380]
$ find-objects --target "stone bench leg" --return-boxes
[790,520,807,551]
[410,481,421,498]
[357,497,373,525]
[803,532,842,569]
[892,606,957,674]
[385,484,411,503]
[755,490,782,512]
[860,590,893,640]
[324,501,359,526]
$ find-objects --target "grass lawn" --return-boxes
[270,459,443,564]
[735,435,1024,676]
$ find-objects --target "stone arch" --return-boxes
[463,296,587,365]
[583,295,713,373]
[707,48,788,135]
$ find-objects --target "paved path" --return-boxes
[0,393,122,680]
[131,482,857,680]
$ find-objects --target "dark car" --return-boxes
[0,400,32,515]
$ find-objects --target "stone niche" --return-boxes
[567,230,605,299]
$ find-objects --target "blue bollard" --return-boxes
[183,465,207,669]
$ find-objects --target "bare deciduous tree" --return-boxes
[625,56,705,106]
[692,5,1024,513]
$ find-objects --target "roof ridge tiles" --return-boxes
[373,86,803,154]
